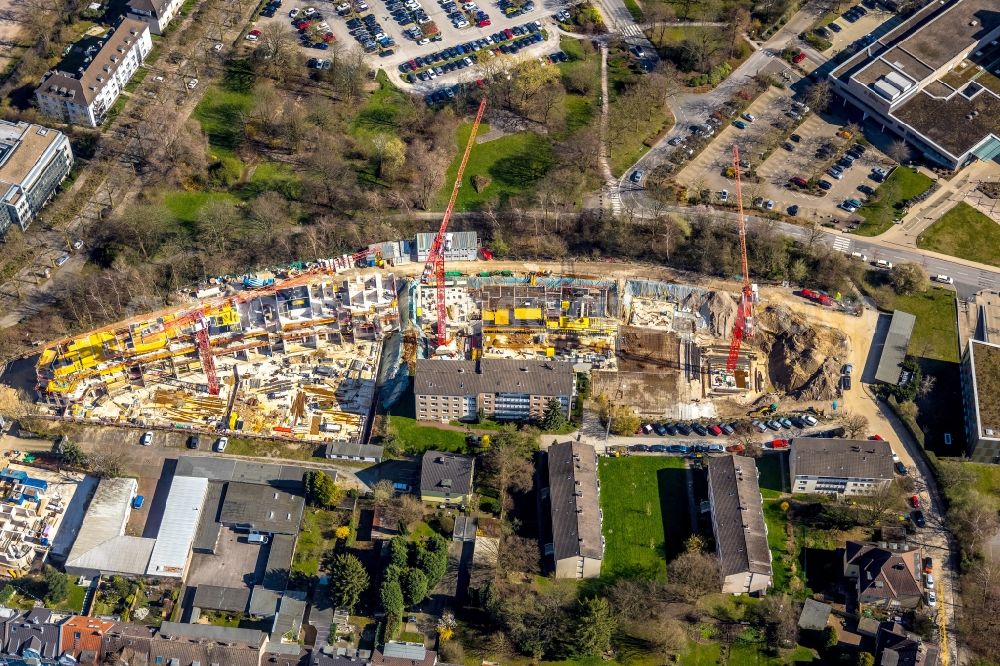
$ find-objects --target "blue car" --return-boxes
[667,444,689,454]
[650,444,669,453]
[653,423,667,436]
[132,495,145,509]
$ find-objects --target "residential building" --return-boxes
[419,451,474,505]
[706,456,772,595]
[544,441,603,579]
[827,0,1000,170]
[61,615,116,663]
[373,642,438,666]
[101,621,267,666]
[321,442,384,463]
[414,358,575,423]
[790,438,895,495]
[876,622,940,666]
[0,608,62,661]
[126,0,184,34]
[874,311,916,385]
[415,230,478,262]
[0,120,72,235]
[35,18,152,127]
[961,294,1000,461]
[843,541,924,609]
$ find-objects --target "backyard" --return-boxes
[863,274,958,364]
[917,202,1000,268]
[855,167,934,236]
[292,506,346,578]
[598,456,689,578]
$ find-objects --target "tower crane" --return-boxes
[726,144,755,373]
[422,98,488,353]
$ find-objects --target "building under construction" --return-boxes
[36,273,399,442]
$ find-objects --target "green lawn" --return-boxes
[239,161,303,200]
[680,643,818,665]
[293,507,341,577]
[222,436,319,461]
[598,456,689,578]
[557,36,599,135]
[756,453,787,498]
[192,84,253,159]
[855,167,934,236]
[53,584,87,613]
[863,275,958,363]
[351,70,414,139]
[388,415,470,454]
[966,462,1000,508]
[917,202,1000,268]
[163,191,240,225]
[763,499,792,592]
[434,123,553,211]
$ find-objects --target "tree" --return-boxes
[917,374,936,398]
[388,536,409,569]
[842,412,869,438]
[607,404,641,436]
[380,577,404,629]
[482,427,536,521]
[573,597,616,657]
[329,554,369,611]
[890,262,927,295]
[371,134,406,180]
[60,440,87,468]
[805,80,832,111]
[304,470,343,508]
[87,447,128,478]
[43,565,69,605]
[887,140,912,164]
[666,550,720,603]
[397,494,424,528]
[760,594,798,648]
[856,652,876,666]
[823,624,839,649]
[857,481,904,526]
[400,567,428,607]
[541,398,569,431]
[372,479,395,508]
[415,535,449,589]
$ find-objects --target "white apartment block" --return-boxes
[0,120,73,235]
[790,438,895,496]
[35,19,152,128]
[127,0,185,34]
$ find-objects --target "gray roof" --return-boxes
[707,456,772,579]
[1,608,61,659]
[192,585,251,613]
[65,477,137,570]
[193,481,225,552]
[798,599,831,631]
[146,475,208,577]
[261,533,296,591]
[420,452,474,496]
[875,311,916,384]
[322,442,384,460]
[415,231,478,252]
[175,455,306,490]
[66,534,156,576]
[846,541,922,603]
[158,622,266,647]
[414,359,575,398]
[249,585,281,618]
[546,441,603,562]
[877,623,940,666]
[382,642,426,660]
[268,591,308,650]
[792,438,895,481]
[219,482,305,534]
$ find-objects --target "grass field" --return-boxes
[558,36,599,135]
[387,415,470,454]
[756,453,787,498]
[293,507,342,577]
[435,122,554,211]
[163,191,240,225]
[863,275,958,363]
[192,84,253,159]
[351,71,415,139]
[917,202,1000,268]
[855,167,934,236]
[680,643,817,665]
[966,462,1000,508]
[598,456,689,578]
[763,499,793,591]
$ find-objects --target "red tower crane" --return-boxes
[726,144,755,373]
[422,98,488,351]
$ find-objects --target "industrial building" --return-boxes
[961,338,1000,462]
[790,438,895,495]
[415,231,479,262]
[827,0,1000,170]
[543,441,603,579]
[35,18,152,127]
[706,456,772,595]
[414,358,575,422]
[0,120,73,235]
[874,310,916,385]
[419,451,474,505]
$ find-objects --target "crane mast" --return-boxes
[726,144,755,373]
[421,98,488,351]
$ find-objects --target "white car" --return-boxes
[335,2,349,9]
[153,75,164,82]
[742,112,755,122]
[72,239,83,250]
[187,78,199,88]
[933,274,954,284]
[719,190,729,202]
[215,436,228,452]
[924,573,935,590]
[890,450,901,463]
[454,18,469,26]
[851,252,868,262]
[417,37,430,44]
[303,6,317,14]
[926,590,937,607]
[876,259,894,269]
[289,7,300,16]
[245,32,258,40]
[213,43,223,52]
[765,199,774,210]
[140,431,153,446]
[55,254,69,267]
[318,21,330,30]
[462,1,476,7]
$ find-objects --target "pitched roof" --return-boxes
[372,645,437,666]
[875,311,916,384]
[546,441,603,562]
[414,359,575,398]
[192,585,251,613]
[322,442,384,460]
[420,451,474,496]
[797,599,831,631]
[62,615,116,659]
[707,456,772,579]
[877,622,940,666]
[791,438,895,481]
[175,455,306,489]
[64,477,156,575]
[846,541,922,603]
[157,622,266,647]
[145,475,208,577]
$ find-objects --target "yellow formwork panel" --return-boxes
[481,309,495,322]
[513,307,542,321]
[494,309,510,325]
[38,349,57,366]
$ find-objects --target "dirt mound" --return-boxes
[753,305,848,401]
[682,290,738,338]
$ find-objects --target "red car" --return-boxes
[295,20,311,29]
[869,434,884,441]
[323,32,335,42]
[503,27,513,38]
[726,444,745,453]
[478,18,491,26]
[910,494,920,508]
[790,176,808,187]
[708,425,723,436]
[793,52,806,63]
[769,439,789,449]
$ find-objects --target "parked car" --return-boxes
[790,176,808,187]
[707,425,723,436]
[631,170,644,183]
[828,21,841,32]
[911,510,926,528]
[802,415,818,426]
[215,437,228,452]
[933,274,954,284]
[187,435,200,449]
[793,51,806,63]
[720,423,735,436]
[132,495,145,509]
[923,557,933,573]
[691,424,709,436]
[631,444,650,452]
[55,254,70,267]
[895,461,908,475]
[926,590,937,607]
[875,259,894,269]
[769,439,789,449]
[140,431,153,446]
[910,494,920,508]
[650,444,669,453]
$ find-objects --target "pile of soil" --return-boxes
[752,305,848,401]
[682,290,738,338]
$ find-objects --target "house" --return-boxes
[61,615,116,663]
[0,608,62,661]
[35,18,152,127]
[844,541,924,609]
[321,442,384,463]
[706,456,772,595]
[876,622,940,666]
[826,0,1000,171]
[419,451,474,505]
[874,311,916,385]
[0,120,73,235]
[414,358,575,423]
[126,0,184,34]
[373,641,438,666]
[790,438,895,495]
[544,441,603,579]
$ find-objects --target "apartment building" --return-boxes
[544,441,603,579]
[419,451,474,505]
[790,438,895,495]
[961,338,1000,462]
[35,18,152,127]
[706,456,772,595]
[827,0,1000,170]
[414,358,575,422]
[127,0,184,34]
[0,120,73,235]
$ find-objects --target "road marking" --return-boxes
[832,236,851,253]
[607,181,622,215]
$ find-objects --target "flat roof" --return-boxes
[146,475,208,577]
[65,477,136,568]
[322,442,384,459]
[707,456,771,579]
[158,622,265,647]
[415,230,478,252]
[218,482,304,535]
[192,585,251,613]
[193,481,224,551]
[547,441,603,562]
[791,438,895,481]
[893,88,1000,158]
[896,0,1000,70]
[875,310,916,384]
[175,456,305,490]
[974,290,1000,343]
[969,340,1000,438]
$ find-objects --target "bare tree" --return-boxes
[805,80,832,112]
[842,412,869,438]
[887,140,912,164]
[666,550,720,602]
[371,479,394,508]
[856,480,904,526]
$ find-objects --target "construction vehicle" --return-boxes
[726,144,755,373]
[421,98,488,353]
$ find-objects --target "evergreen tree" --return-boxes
[400,568,428,607]
[415,535,448,589]
[380,578,404,636]
[573,597,616,657]
[329,554,369,611]
[304,471,343,508]
[388,537,409,569]
[541,398,568,431]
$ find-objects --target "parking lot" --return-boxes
[814,1,895,55]
[251,0,555,90]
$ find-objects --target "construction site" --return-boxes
[35,271,400,443]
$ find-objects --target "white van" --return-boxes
[247,531,269,545]
[876,259,894,269]
[850,252,868,262]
